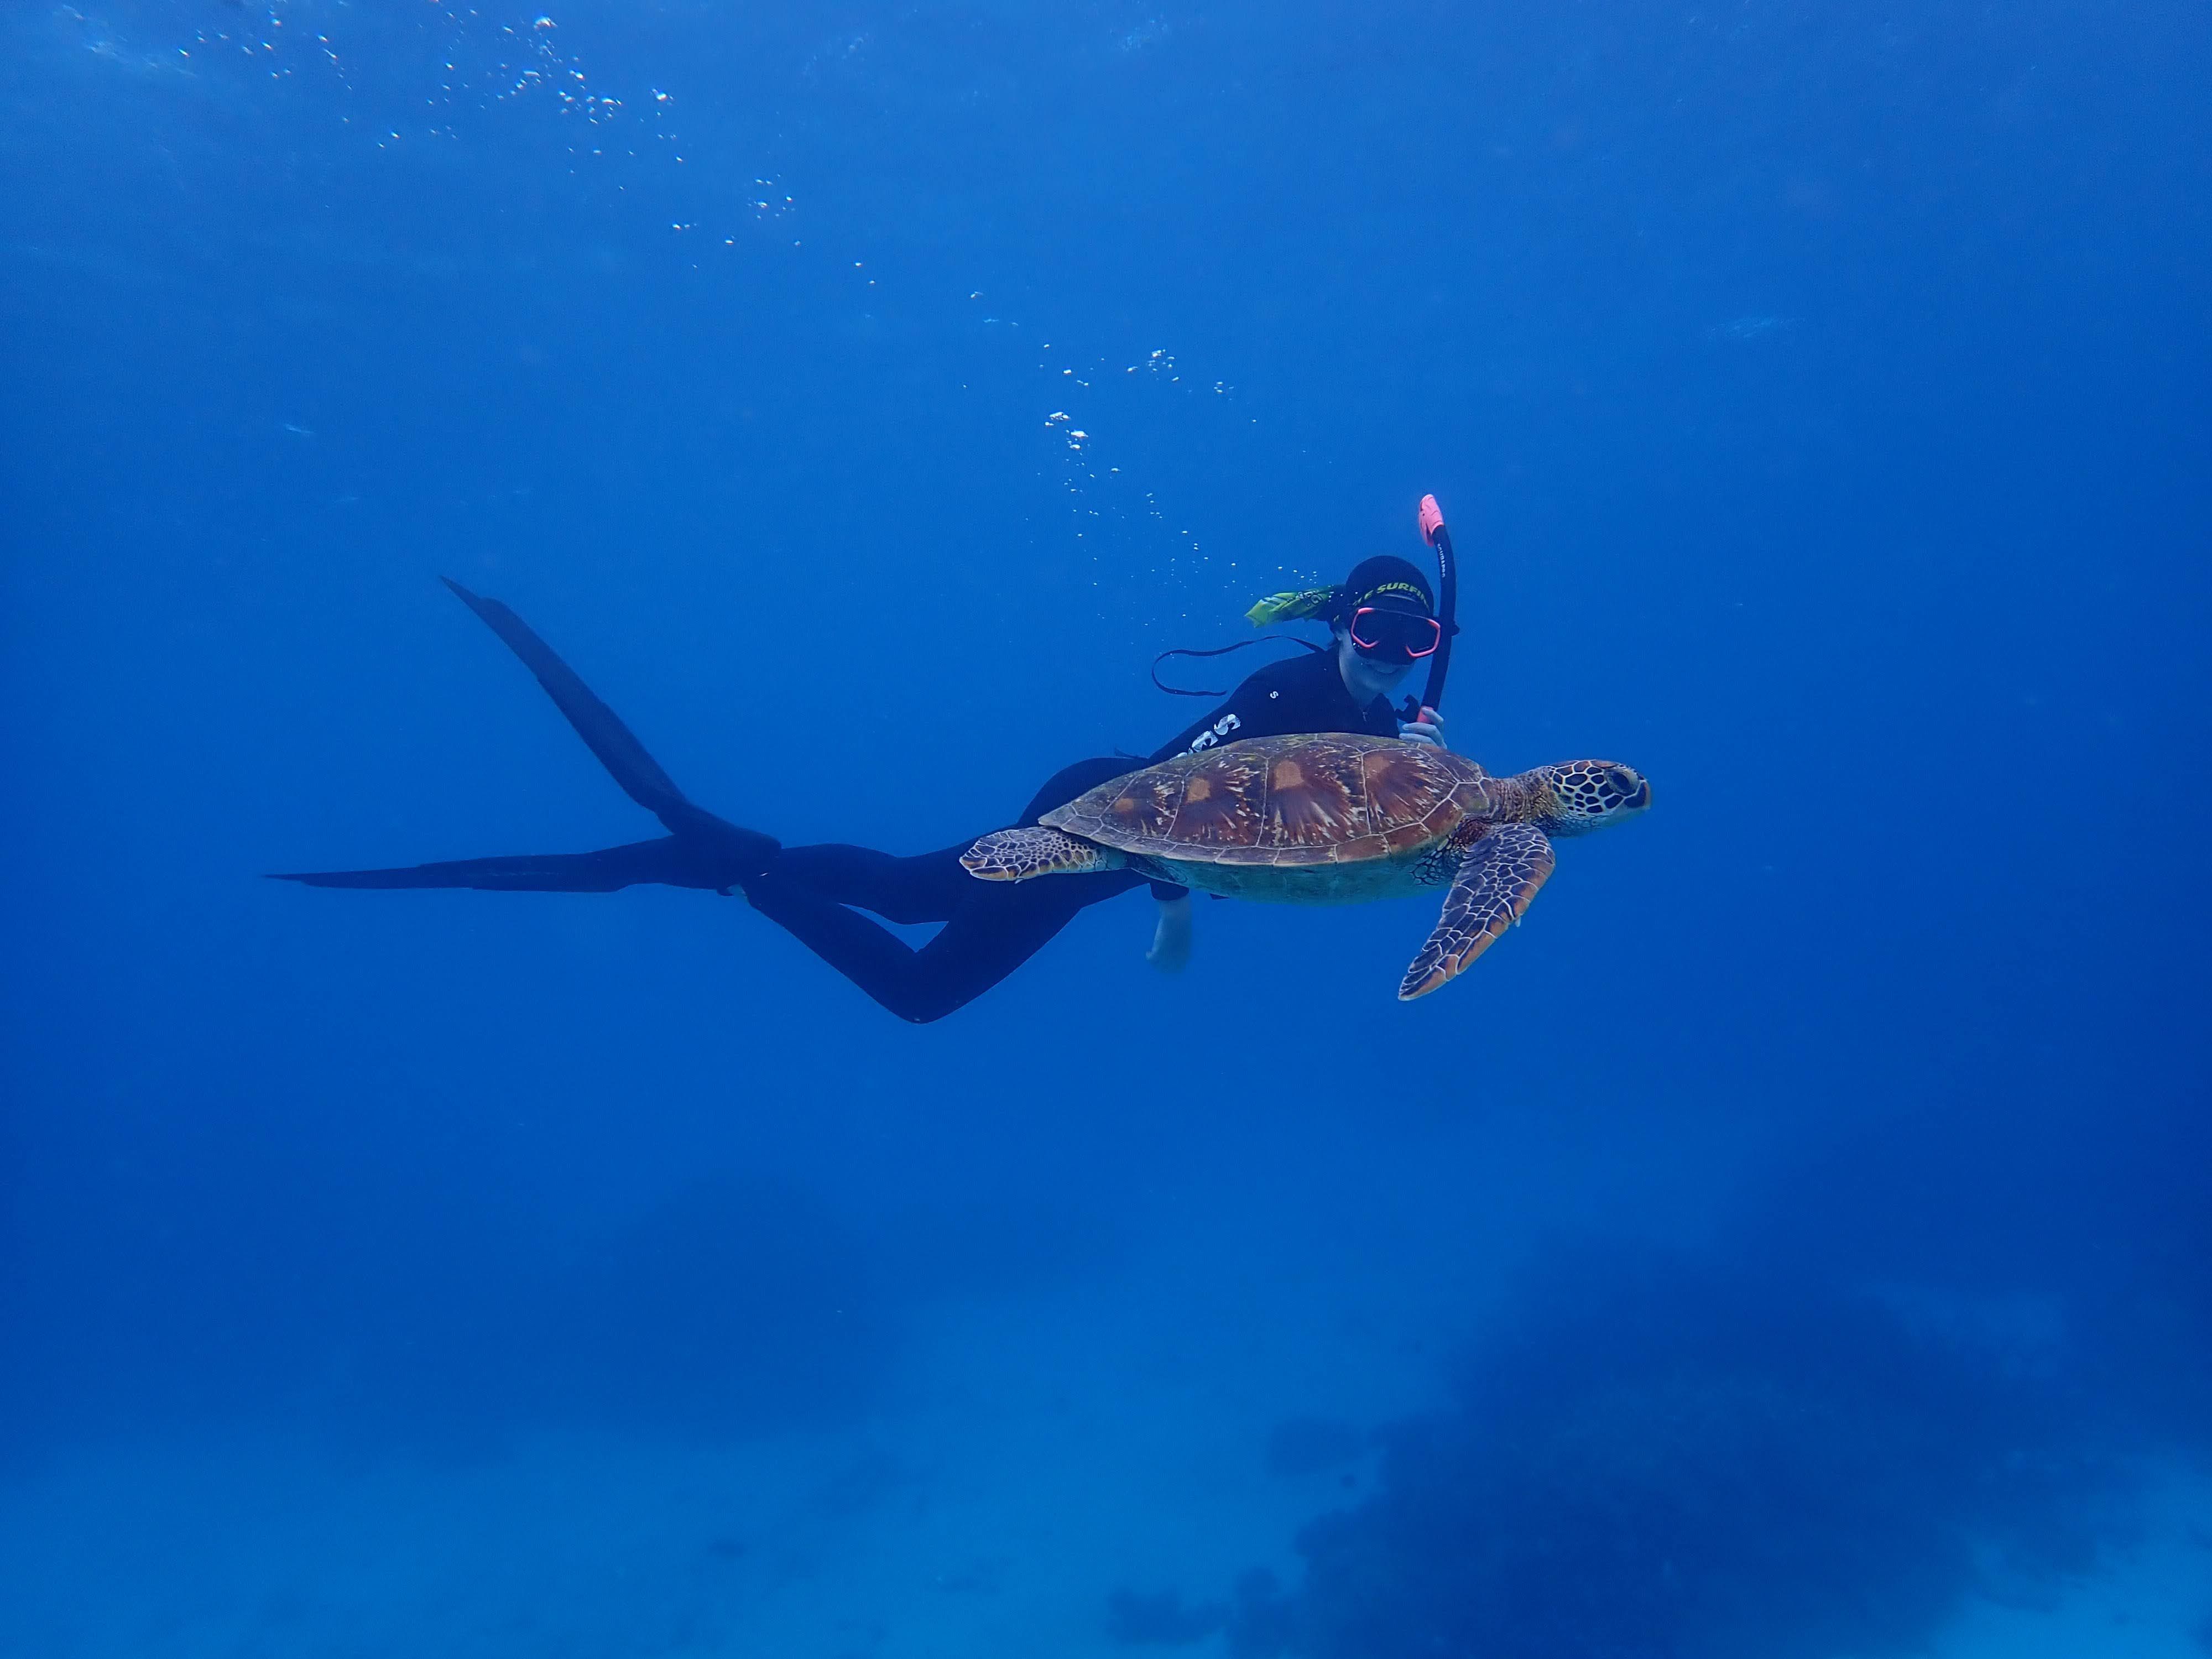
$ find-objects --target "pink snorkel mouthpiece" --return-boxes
[1418,493,1446,545]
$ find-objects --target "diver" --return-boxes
[273,556,1453,1023]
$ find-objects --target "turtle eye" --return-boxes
[1604,767,1641,802]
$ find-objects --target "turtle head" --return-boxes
[1530,760,1651,836]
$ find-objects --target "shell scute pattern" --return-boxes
[1384,821,1436,855]
[1360,744,1450,823]
[1043,735,1480,868]
[1170,750,1270,846]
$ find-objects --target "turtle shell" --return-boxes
[1042,734,1490,868]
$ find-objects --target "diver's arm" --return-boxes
[1146,892,1193,973]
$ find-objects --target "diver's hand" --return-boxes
[1146,894,1193,974]
[1398,706,1446,748]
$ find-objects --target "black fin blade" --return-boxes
[441,577,691,828]
[267,837,729,893]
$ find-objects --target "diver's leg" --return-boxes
[761,757,1142,920]
[768,843,974,924]
[740,867,1142,1024]
[756,760,1139,926]
[901,873,1144,1019]
[268,837,734,892]
[730,757,1151,1020]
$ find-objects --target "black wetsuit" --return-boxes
[275,589,1402,1024]
[745,648,1403,1021]
[1146,644,1402,761]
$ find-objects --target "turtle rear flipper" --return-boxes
[1398,823,1554,1000]
[962,828,1124,881]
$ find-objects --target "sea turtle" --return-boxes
[961,734,1650,1000]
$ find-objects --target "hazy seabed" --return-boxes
[5,1263,2205,1659]
[2,1271,1403,1659]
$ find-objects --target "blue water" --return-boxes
[4,3,2209,1655]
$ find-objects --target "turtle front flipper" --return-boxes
[962,828,1125,882]
[1398,823,1555,1000]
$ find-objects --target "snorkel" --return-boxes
[1159,496,1462,705]
[1407,493,1460,724]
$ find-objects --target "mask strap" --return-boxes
[1150,634,1324,697]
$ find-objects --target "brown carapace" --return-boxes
[963,734,1649,1001]
[1050,735,1477,868]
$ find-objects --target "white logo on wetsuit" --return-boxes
[1186,712,1241,753]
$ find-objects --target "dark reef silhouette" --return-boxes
[1204,1098,2212,1659]
[1224,1245,2116,1659]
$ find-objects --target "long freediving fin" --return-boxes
[268,837,737,894]
[274,586,780,896]
[441,577,695,831]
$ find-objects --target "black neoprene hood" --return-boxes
[1338,554,1436,619]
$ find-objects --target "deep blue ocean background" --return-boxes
[4,3,2209,1654]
